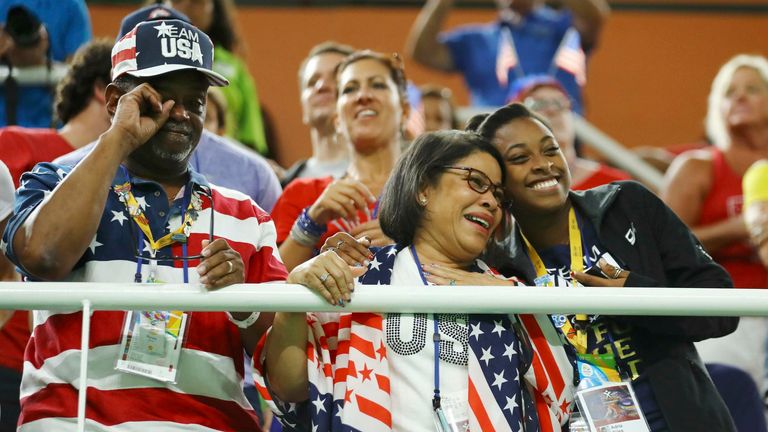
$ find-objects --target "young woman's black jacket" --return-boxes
[488,181,738,432]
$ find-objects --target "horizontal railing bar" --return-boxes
[0,282,765,316]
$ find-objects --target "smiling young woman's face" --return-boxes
[492,117,571,215]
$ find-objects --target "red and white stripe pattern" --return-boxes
[111,27,139,81]
[519,314,575,431]
[553,28,587,86]
[13,167,287,431]
[496,26,518,87]
[254,245,574,431]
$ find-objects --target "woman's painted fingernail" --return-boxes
[338,299,345,307]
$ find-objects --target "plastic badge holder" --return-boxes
[575,382,651,432]
[116,310,188,383]
[432,393,469,432]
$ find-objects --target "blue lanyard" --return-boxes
[409,245,443,409]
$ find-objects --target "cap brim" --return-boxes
[126,63,228,87]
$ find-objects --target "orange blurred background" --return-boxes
[88,3,768,167]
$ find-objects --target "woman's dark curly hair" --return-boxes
[54,39,113,124]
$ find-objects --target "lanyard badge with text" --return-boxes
[522,208,649,432]
[112,181,197,383]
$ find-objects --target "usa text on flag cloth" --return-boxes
[253,245,574,431]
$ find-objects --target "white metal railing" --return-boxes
[572,114,665,190]
[0,63,68,86]
[2,282,766,431]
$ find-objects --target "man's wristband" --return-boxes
[226,311,261,329]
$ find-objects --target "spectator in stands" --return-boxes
[662,54,768,288]
[282,41,355,188]
[0,43,111,430]
[406,0,609,113]
[56,4,283,212]
[0,160,21,432]
[472,103,737,431]
[0,39,112,186]
[419,84,457,132]
[271,50,409,271]
[510,75,631,190]
[3,19,286,430]
[661,55,768,397]
[0,0,91,127]
[162,0,270,156]
[258,130,573,430]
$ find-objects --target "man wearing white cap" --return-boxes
[3,19,286,431]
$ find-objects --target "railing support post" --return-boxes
[77,300,91,432]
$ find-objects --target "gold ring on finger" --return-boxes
[319,273,330,283]
[227,260,234,274]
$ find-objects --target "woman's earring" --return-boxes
[419,197,428,206]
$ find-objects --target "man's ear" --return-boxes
[104,83,124,117]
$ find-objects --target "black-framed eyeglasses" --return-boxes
[442,165,505,207]
[129,185,215,262]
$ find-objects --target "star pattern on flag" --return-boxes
[369,256,382,271]
[503,342,517,360]
[469,322,484,341]
[110,210,128,226]
[492,371,508,390]
[154,21,175,37]
[312,394,327,413]
[492,319,505,336]
[480,346,495,366]
[360,363,373,382]
[504,395,519,414]
[88,235,102,254]
[376,341,387,361]
[468,315,525,430]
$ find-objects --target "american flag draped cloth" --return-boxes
[253,245,574,431]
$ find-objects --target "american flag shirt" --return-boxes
[254,245,574,431]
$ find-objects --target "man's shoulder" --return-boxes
[209,183,272,222]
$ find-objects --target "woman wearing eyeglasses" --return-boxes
[256,130,574,431]
[271,50,410,272]
[464,103,736,431]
